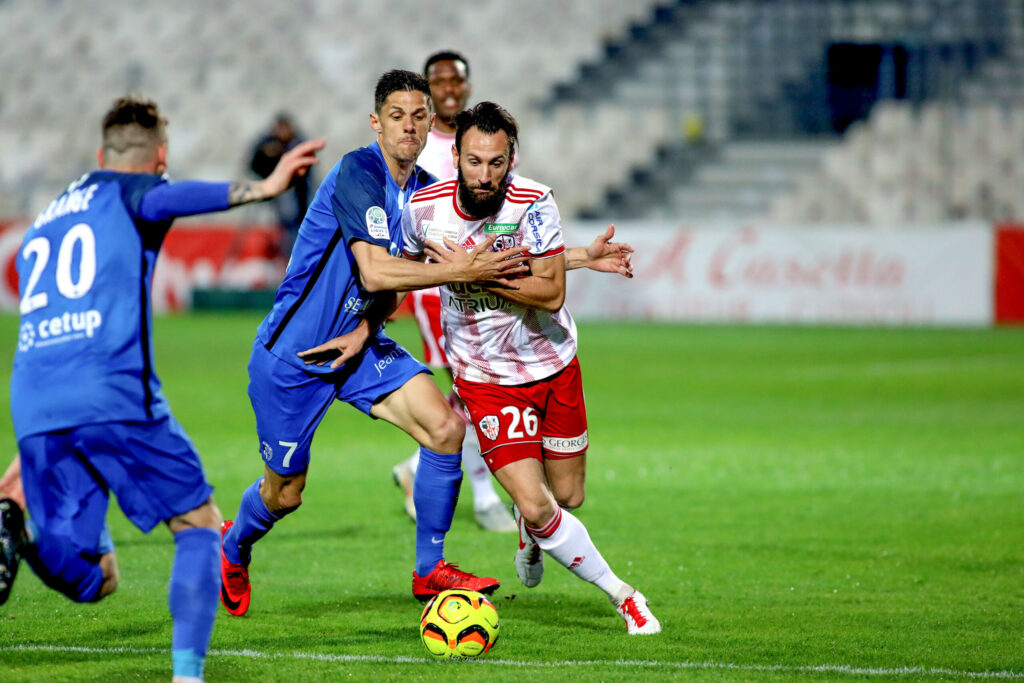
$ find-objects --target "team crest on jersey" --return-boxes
[478,415,500,441]
[422,220,460,244]
[261,441,273,462]
[365,206,388,240]
[493,234,517,251]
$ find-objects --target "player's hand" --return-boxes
[424,235,530,288]
[297,323,371,369]
[584,224,634,278]
[262,138,326,197]
[0,455,26,510]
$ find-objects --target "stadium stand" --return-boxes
[2,0,1024,223]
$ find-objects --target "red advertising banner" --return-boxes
[995,225,1024,324]
[0,219,1011,325]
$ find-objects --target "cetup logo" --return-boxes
[21,310,103,350]
[17,322,35,352]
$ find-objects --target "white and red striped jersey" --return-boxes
[401,175,577,386]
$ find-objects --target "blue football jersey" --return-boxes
[11,171,174,437]
[256,142,436,372]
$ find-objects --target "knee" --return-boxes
[261,475,305,515]
[425,411,465,454]
[515,496,559,530]
[167,498,224,533]
[268,488,303,514]
[91,553,119,602]
[555,487,585,511]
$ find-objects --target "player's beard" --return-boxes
[457,168,510,219]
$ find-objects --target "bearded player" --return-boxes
[390,51,517,531]
[392,51,630,534]
[400,102,660,635]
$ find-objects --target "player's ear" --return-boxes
[96,148,105,169]
[369,112,382,135]
[450,144,458,172]
[154,144,168,175]
[429,112,436,130]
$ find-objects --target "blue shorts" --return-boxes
[17,415,214,559]
[248,334,429,475]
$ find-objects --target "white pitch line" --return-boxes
[2,644,1022,679]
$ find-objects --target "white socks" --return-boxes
[527,507,630,601]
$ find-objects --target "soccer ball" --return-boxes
[420,589,500,659]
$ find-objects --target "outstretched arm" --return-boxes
[228,138,325,206]
[425,238,566,313]
[350,237,529,293]
[137,139,325,221]
[564,224,634,278]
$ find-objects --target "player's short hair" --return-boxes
[423,50,470,79]
[374,70,432,114]
[454,102,518,157]
[101,95,167,162]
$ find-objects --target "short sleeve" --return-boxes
[331,153,391,249]
[521,193,565,259]
[118,174,167,218]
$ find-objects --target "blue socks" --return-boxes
[414,447,463,576]
[223,477,281,566]
[169,526,219,680]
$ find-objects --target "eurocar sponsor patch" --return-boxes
[484,222,518,233]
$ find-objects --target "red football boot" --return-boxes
[219,520,251,616]
[412,559,500,602]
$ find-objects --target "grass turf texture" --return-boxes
[0,313,1021,681]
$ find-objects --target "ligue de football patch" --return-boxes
[422,220,460,244]
[478,415,500,441]
[365,206,389,240]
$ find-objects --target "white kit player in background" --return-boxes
[402,102,660,635]
[391,50,517,532]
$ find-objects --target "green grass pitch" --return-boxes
[0,313,1022,681]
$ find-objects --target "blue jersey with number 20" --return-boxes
[11,171,175,437]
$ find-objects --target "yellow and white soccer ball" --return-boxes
[420,589,500,659]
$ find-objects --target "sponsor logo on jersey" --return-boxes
[542,431,588,454]
[343,296,370,314]
[422,220,460,244]
[479,415,500,441]
[17,310,103,351]
[365,206,388,240]
[18,322,35,352]
[374,348,405,377]
[484,222,518,234]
